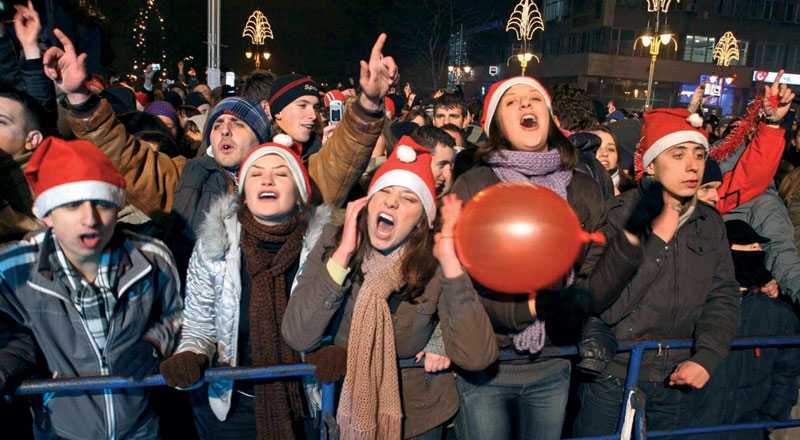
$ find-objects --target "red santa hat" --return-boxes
[481,76,553,137]
[634,108,709,179]
[24,137,126,219]
[368,136,436,227]
[238,134,312,204]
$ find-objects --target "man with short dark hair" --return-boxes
[433,92,469,130]
[410,124,455,196]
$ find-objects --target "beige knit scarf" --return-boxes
[337,246,406,440]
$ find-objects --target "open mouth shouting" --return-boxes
[258,191,278,201]
[375,212,395,239]
[79,233,102,248]
[520,114,538,129]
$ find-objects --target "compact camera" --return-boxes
[329,100,343,126]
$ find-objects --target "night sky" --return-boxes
[100,0,513,88]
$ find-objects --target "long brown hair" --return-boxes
[476,107,578,170]
[330,203,437,303]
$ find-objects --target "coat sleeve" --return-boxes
[176,242,219,358]
[0,35,23,86]
[437,271,499,371]
[306,99,385,208]
[760,306,800,422]
[716,123,785,216]
[141,240,184,357]
[65,95,186,216]
[282,224,351,352]
[0,308,38,394]
[20,57,57,135]
[688,223,741,376]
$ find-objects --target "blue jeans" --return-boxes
[573,374,696,437]
[454,362,571,440]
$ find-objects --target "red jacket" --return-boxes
[717,123,785,215]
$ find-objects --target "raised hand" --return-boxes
[43,28,89,105]
[763,70,796,122]
[331,197,368,268]
[358,33,400,112]
[14,1,41,59]
[433,193,464,277]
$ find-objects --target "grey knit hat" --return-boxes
[204,97,271,144]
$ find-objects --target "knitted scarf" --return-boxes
[337,246,406,440]
[483,148,573,200]
[238,206,307,440]
[484,148,574,354]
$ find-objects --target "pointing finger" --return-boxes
[370,33,387,63]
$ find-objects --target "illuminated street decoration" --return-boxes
[647,0,680,13]
[132,0,167,73]
[713,31,740,66]
[242,10,274,46]
[506,0,544,76]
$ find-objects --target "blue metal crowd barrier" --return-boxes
[11,335,800,439]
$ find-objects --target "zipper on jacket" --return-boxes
[29,283,116,439]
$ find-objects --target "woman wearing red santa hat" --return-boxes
[449,76,641,440]
[159,135,323,440]
[283,135,498,440]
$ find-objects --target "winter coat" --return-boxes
[450,166,642,347]
[724,186,800,304]
[282,224,499,438]
[601,189,741,381]
[176,194,331,421]
[689,290,800,440]
[0,228,183,440]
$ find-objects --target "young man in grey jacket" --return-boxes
[0,137,182,439]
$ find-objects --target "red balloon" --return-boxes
[454,182,593,294]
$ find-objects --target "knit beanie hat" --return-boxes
[163,91,184,109]
[482,76,552,137]
[144,101,180,128]
[324,90,346,108]
[368,135,436,227]
[386,93,405,118]
[184,91,211,109]
[634,108,709,179]
[701,157,722,185]
[238,134,311,204]
[204,97,272,144]
[100,85,137,114]
[25,137,126,219]
[268,74,320,116]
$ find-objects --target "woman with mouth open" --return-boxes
[282,136,498,440]
[448,77,639,440]
[159,137,322,439]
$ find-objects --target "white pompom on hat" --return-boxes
[481,76,553,137]
[368,136,437,227]
[24,137,126,219]
[634,108,710,179]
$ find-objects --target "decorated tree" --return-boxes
[131,0,167,74]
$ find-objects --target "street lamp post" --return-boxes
[506,0,543,76]
[635,1,677,110]
[448,64,472,87]
[242,10,274,70]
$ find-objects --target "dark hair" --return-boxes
[477,108,578,170]
[439,123,465,144]
[332,205,437,303]
[433,93,467,118]
[550,83,600,132]
[176,104,201,119]
[410,124,455,154]
[402,108,432,126]
[594,126,635,191]
[239,70,277,102]
[135,130,179,157]
[466,99,482,121]
[0,82,46,133]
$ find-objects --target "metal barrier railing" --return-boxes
[9,335,800,440]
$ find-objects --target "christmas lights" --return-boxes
[131,0,168,74]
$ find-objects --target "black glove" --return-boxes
[576,317,618,376]
[625,180,666,237]
[114,339,161,381]
[159,351,209,388]
[304,346,347,384]
[536,287,595,346]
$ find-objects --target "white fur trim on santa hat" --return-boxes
[641,130,710,171]
[237,146,309,204]
[396,145,417,163]
[484,77,552,137]
[368,169,436,227]
[33,180,126,219]
[272,133,294,148]
[686,113,703,128]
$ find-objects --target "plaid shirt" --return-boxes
[50,235,121,352]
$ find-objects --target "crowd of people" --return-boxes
[2,3,800,440]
